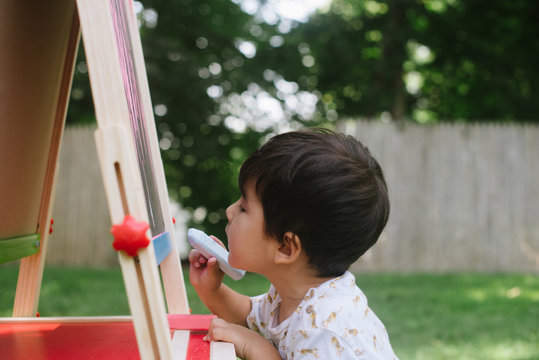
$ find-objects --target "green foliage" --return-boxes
[1,266,538,359]
[67,0,277,239]
[413,0,539,122]
[261,0,539,123]
[66,0,539,236]
[133,0,288,242]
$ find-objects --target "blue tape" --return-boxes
[152,231,172,265]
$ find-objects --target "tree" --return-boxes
[67,0,539,238]
[257,0,539,123]
[67,0,280,239]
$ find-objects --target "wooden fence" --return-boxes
[340,120,539,273]
[47,125,115,267]
[44,123,538,272]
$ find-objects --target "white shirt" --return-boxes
[247,271,398,359]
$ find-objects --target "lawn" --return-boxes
[1,265,538,360]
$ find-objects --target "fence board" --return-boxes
[46,123,539,273]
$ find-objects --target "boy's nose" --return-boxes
[225,203,234,221]
[226,199,240,221]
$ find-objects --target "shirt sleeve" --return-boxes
[246,292,269,337]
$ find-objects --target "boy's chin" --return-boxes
[228,255,238,268]
[228,257,244,271]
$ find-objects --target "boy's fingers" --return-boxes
[207,318,226,342]
[188,250,199,267]
[188,249,210,266]
[209,235,226,249]
[188,249,200,262]
[206,257,225,278]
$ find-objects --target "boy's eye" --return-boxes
[239,204,246,212]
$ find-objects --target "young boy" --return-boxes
[189,128,398,359]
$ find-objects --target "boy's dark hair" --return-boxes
[238,128,390,277]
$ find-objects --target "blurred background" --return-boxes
[54,0,539,270]
[3,1,538,359]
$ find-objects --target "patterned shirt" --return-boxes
[247,271,398,359]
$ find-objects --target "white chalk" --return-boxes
[187,228,246,281]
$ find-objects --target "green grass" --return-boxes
[1,266,537,360]
[356,273,539,360]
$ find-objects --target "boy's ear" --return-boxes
[274,232,302,265]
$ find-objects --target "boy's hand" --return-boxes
[205,318,281,360]
[188,235,226,294]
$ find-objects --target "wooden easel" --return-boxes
[0,1,235,358]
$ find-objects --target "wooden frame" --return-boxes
[0,0,235,358]
[0,0,80,318]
